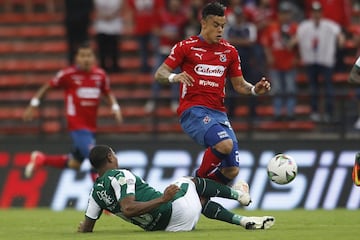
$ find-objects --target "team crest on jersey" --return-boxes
[219,54,227,62]
[203,115,211,124]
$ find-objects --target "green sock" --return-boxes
[194,177,239,200]
[202,201,243,225]
[232,214,243,225]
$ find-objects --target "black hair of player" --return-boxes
[202,1,225,19]
[77,41,92,52]
[89,145,112,169]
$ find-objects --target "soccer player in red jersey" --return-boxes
[262,2,298,120]
[23,42,123,179]
[155,2,271,185]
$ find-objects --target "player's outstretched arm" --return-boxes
[78,216,96,233]
[23,83,51,122]
[231,76,271,96]
[105,92,123,123]
[155,63,194,86]
[154,63,175,84]
[120,184,179,218]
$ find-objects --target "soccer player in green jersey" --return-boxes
[348,56,360,186]
[349,56,360,84]
[78,145,275,232]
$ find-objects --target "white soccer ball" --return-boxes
[267,153,297,185]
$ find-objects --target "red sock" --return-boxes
[197,147,222,177]
[207,170,232,185]
[44,154,68,169]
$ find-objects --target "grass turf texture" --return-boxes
[0,208,358,240]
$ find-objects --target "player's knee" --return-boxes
[72,148,87,164]
[67,158,81,170]
[213,139,233,154]
[220,166,239,180]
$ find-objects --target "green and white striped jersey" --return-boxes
[85,169,173,231]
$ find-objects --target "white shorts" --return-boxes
[165,177,202,232]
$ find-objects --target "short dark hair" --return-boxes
[77,41,92,52]
[89,145,112,169]
[202,1,225,19]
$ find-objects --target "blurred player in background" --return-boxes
[296,1,345,123]
[262,2,298,121]
[154,2,271,185]
[128,0,164,73]
[23,42,123,180]
[144,0,188,113]
[93,0,125,73]
[223,6,258,121]
[78,145,275,232]
[64,0,93,64]
[348,56,360,186]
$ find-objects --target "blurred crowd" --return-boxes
[63,0,359,122]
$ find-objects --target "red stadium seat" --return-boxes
[0,0,59,14]
[256,120,316,132]
[0,25,64,38]
[0,59,66,72]
[0,12,62,23]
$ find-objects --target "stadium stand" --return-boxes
[0,1,358,136]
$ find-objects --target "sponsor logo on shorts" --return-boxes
[203,116,211,124]
[217,131,229,139]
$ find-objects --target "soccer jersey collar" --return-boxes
[198,34,205,42]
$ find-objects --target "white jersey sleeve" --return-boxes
[85,192,102,220]
[355,56,360,67]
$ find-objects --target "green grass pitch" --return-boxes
[0,208,358,240]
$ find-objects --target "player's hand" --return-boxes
[174,71,195,86]
[162,184,180,202]
[266,55,274,67]
[78,221,85,232]
[254,77,271,95]
[23,106,36,122]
